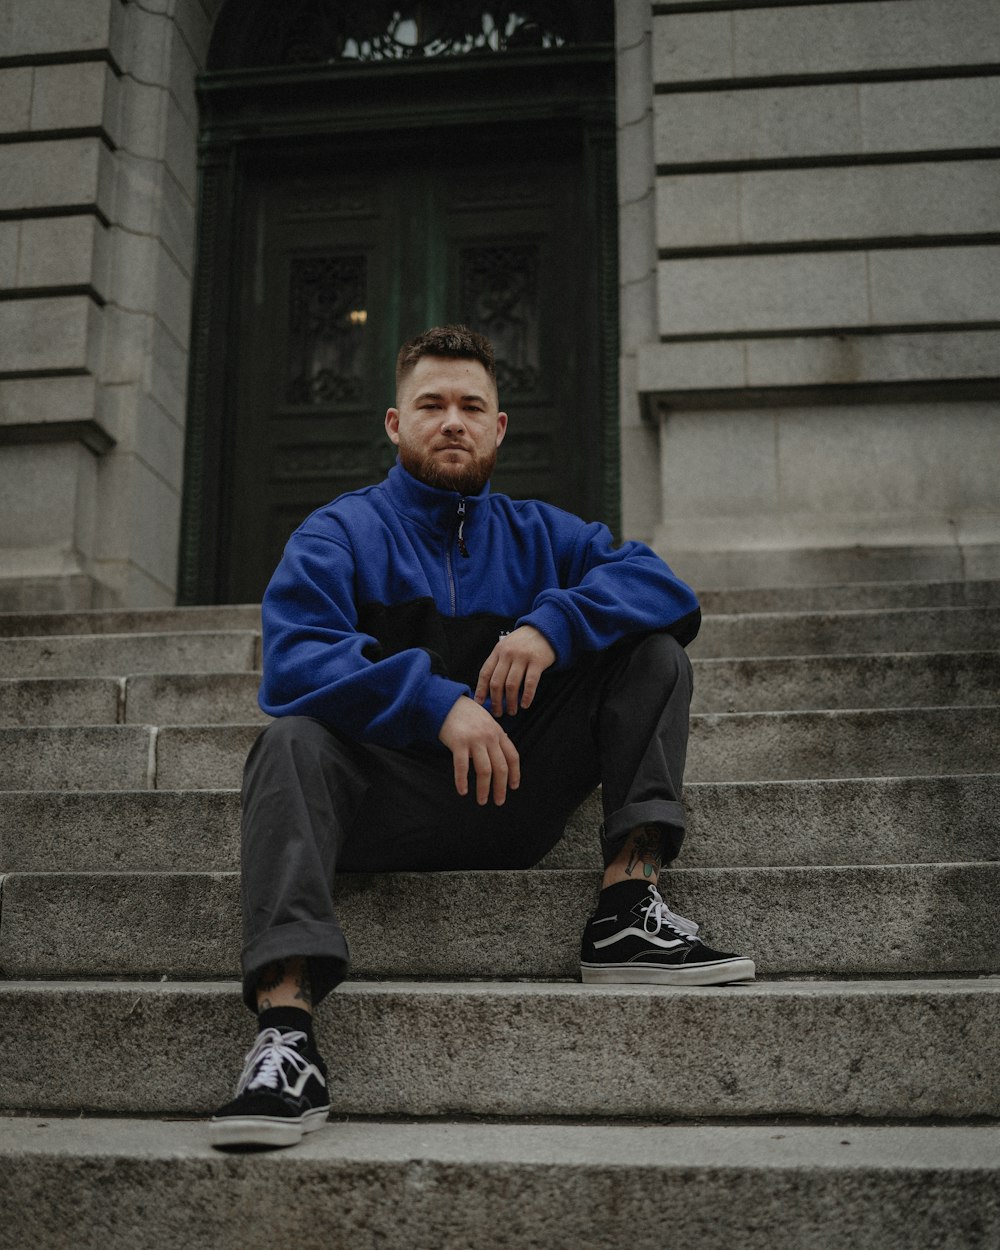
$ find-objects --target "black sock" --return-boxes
[600,877,656,901]
[257,1005,315,1048]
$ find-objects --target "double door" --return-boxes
[223,134,602,602]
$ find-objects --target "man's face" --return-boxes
[385,355,508,495]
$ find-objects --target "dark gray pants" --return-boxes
[240,631,693,1009]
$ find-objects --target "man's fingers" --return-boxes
[452,744,470,797]
[504,662,527,716]
[519,663,541,710]
[438,694,520,805]
[488,741,510,805]
[471,742,495,805]
[474,651,497,705]
[503,734,521,791]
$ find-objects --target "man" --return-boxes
[210,325,754,1150]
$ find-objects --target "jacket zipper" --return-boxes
[446,499,469,616]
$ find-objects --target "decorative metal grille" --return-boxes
[460,243,541,396]
[234,1,610,67]
[287,255,368,405]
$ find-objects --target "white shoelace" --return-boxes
[641,885,700,940]
[236,1028,313,1096]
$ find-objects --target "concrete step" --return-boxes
[3,775,998,872]
[2,1118,997,1250]
[693,651,1000,713]
[0,609,995,674]
[2,863,997,979]
[1,978,997,1118]
[0,631,258,679]
[692,606,999,658]
[0,605,261,639]
[4,706,996,790]
[699,578,1000,614]
[0,674,267,728]
[687,706,1000,782]
[0,726,154,790]
[4,651,998,727]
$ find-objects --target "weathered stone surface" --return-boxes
[0,605,260,638]
[659,244,1000,339]
[154,725,261,789]
[0,631,258,678]
[0,726,150,790]
[0,138,115,216]
[2,773,997,875]
[655,78,1000,167]
[0,375,100,432]
[0,789,240,872]
[0,677,120,727]
[692,607,1000,658]
[687,706,1000,782]
[658,252,869,337]
[691,651,1000,713]
[144,704,1000,790]
[1,978,998,1118]
[3,864,997,979]
[29,62,120,138]
[0,0,120,58]
[656,162,1000,250]
[1,1119,998,1250]
[0,66,32,131]
[0,296,101,374]
[653,2,1000,83]
[16,652,982,726]
[15,215,108,292]
[124,673,264,726]
[699,579,1000,615]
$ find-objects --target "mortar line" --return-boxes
[147,725,159,791]
[117,676,128,725]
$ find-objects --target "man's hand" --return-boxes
[474,625,556,718]
[438,696,521,805]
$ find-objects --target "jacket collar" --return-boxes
[384,460,491,531]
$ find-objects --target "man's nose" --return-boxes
[441,405,467,431]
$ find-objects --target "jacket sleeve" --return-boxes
[515,517,700,667]
[258,530,469,748]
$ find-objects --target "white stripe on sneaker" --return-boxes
[593,925,688,951]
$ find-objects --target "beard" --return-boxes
[397,441,497,496]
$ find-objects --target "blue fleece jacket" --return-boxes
[259,462,700,748]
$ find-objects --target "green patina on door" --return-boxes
[180,3,617,603]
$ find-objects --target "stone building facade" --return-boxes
[1,0,998,610]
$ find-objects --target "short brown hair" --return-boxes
[395,325,497,397]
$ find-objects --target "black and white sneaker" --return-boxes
[580,881,755,985]
[209,1027,331,1149]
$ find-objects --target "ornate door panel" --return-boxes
[224,143,598,602]
[229,170,395,600]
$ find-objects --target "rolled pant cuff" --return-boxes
[241,920,351,1012]
[601,800,686,867]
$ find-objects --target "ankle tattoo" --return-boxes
[624,826,663,880]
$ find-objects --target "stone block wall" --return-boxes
[0,0,211,609]
[637,0,1000,586]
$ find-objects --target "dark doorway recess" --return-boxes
[179,2,619,604]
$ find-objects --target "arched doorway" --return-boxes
[179,2,618,603]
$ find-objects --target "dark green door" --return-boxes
[224,135,602,602]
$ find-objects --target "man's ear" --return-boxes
[385,408,400,445]
[496,411,508,448]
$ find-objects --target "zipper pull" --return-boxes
[457,499,470,558]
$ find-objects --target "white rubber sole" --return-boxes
[209,1105,330,1150]
[580,958,756,986]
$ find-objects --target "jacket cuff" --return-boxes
[409,675,472,743]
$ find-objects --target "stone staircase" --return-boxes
[1,582,999,1248]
